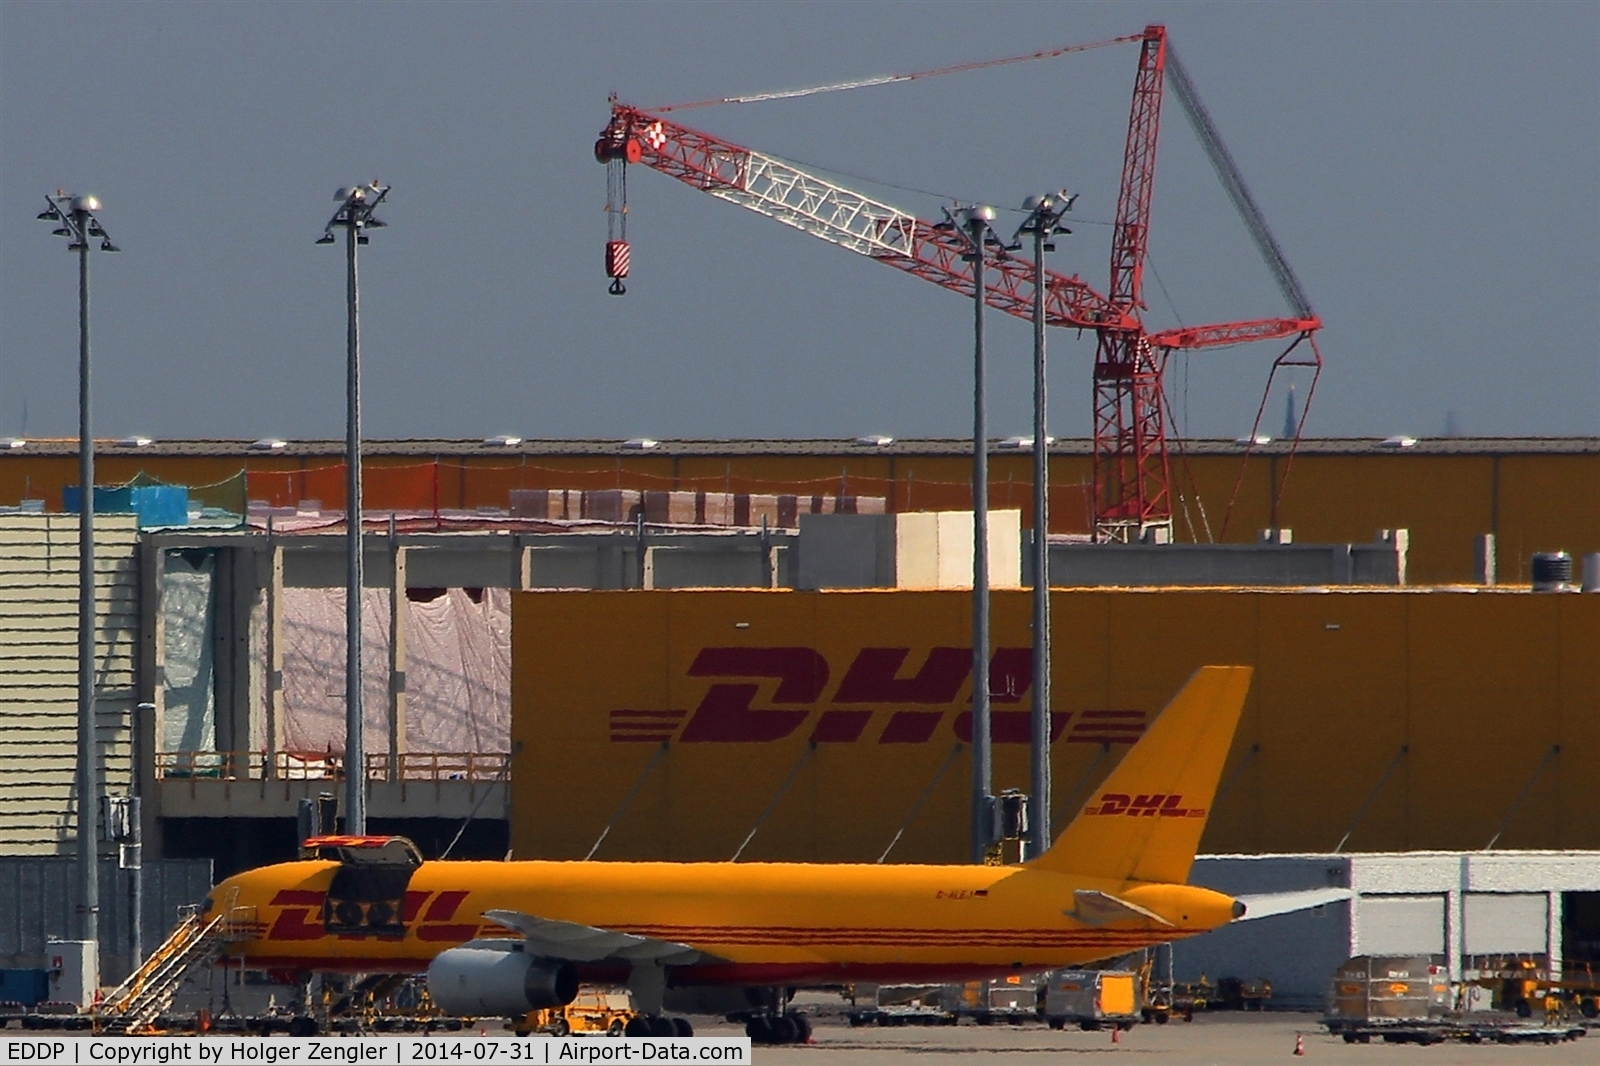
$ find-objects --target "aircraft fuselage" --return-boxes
[213,856,1237,985]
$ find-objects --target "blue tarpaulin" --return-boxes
[63,484,189,528]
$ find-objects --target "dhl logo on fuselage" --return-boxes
[609,646,1147,747]
[265,888,490,942]
[1083,793,1207,819]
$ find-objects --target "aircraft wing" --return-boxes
[1233,888,1353,921]
[482,908,704,965]
[1067,890,1173,928]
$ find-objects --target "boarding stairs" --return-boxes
[95,893,246,1034]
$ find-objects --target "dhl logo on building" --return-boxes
[606,646,1147,747]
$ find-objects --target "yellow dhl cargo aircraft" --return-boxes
[206,666,1342,1033]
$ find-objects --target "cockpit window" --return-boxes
[200,894,215,914]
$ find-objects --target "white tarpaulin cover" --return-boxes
[281,587,510,756]
[160,552,216,753]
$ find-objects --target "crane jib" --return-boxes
[599,22,1323,545]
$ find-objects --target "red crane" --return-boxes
[598,25,1322,542]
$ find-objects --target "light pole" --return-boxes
[944,205,1006,863]
[37,192,119,967]
[318,183,388,835]
[1014,192,1075,858]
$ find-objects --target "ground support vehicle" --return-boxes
[514,989,637,1037]
[1324,1017,1588,1046]
[1042,970,1140,1031]
[941,977,1045,1026]
[846,1005,956,1027]
[1216,975,1272,1010]
[1464,959,1600,1020]
[1327,955,1448,1027]
[1165,979,1211,1019]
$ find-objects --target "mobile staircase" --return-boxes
[95,894,247,1035]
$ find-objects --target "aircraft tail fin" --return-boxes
[1030,666,1251,885]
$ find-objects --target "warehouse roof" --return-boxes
[2,436,1596,459]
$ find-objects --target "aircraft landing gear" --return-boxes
[745,1013,811,1045]
[625,1015,693,1038]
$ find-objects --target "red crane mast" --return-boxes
[598,24,1321,541]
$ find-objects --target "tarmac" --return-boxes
[718,1012,1596,1065]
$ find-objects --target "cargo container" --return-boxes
[1042,970,1139,1031]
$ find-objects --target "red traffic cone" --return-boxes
[1111,1025,1120,1044]
[1293,1032,1305,1056]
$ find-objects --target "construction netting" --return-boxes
[279,586,511,755]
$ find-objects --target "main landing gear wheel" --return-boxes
[746,1014,809,1045]
[671,1018,694,1037]
[645,1016,677,1037]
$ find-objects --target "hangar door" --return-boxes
[1357,894,1446,956]
[1464,893,1548,956]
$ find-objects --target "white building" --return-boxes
[1181,852,1600,1007]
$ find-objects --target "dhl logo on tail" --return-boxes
[1084,793,1207,818]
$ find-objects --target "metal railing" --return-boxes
[365,751,510,781]
[154,750,510,782]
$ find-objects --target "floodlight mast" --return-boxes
[596,23,1322,542]
[318,183,389,835]
[938,204,1009,864]
[37,191,118,974]
[1014,191,1075,856]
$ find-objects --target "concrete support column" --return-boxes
[264,540,285,779]
[1445,887,1463,983]
[1452,853,1470,984]
[136,541,166,855]
[212,547,256,758]
[515,539,532,591]
[1547,892,1562,980]
[1476,534,1496,586]
[388,542,408,782]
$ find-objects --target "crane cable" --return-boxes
[651,33,1142,113]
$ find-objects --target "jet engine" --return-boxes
[427,944,578,1017]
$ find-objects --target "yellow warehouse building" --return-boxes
[512,588,1599,864]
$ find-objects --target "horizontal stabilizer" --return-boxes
[483,909,702,964]
[1067,889,1173,928]
[1233,888,1352,921]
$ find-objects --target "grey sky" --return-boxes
[1,1,1595,444]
